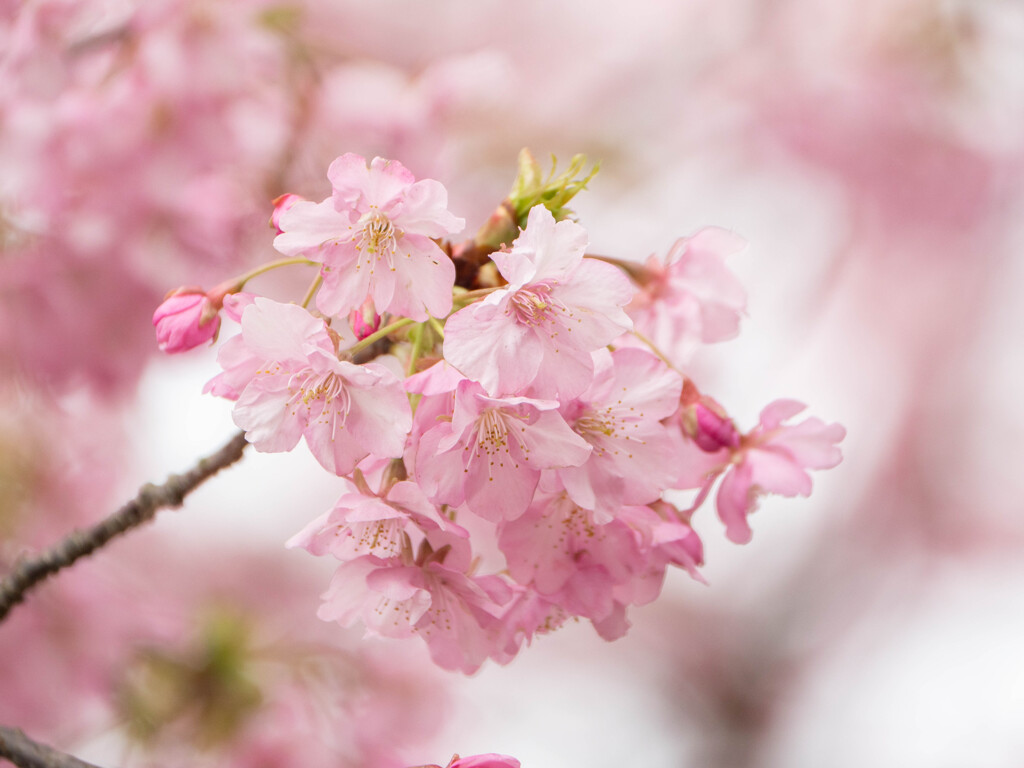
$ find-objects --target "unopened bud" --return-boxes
[270,193,305,234]
[153,288,222,353]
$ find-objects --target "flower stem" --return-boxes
[347,317,416,357]
[451,286,499,307]
[406,323,426,377]
[627,328,678,372]
[300,273,323,309]
[236,257,317,288]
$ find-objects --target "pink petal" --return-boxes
[384,234,455,320]
[273,198,353,258]
[716,463,755,544]
[516,410,592,468]
[747,447,813,497]
[443,299,541,395]
[233,380,305,453]
[758,398,808,430]
[393,178,465,237]
[240,297,332,362]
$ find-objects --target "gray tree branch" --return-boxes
[0,725,105,768]
[0,430,249,623]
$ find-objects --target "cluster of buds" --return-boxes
[154,151,844,673]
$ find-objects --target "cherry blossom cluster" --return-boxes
[155,151,845,673]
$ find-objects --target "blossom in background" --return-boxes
[427,755,522,768]
[274,154,464,321]
[205,297,411,475]
[711,400,846,544]
[626,227,747,365]
[444,205,634,399]
[316,532,514,674]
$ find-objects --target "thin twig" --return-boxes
[0,725,105,768]
[0,431,250,623]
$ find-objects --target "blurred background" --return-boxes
[2,0,1023,766]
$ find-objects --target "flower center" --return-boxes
[465,408,527,473]
[288,369,351,437]
[356,209,397,262]
[574,411,618,439]
[572,406,644,460]
[508,282,563,326]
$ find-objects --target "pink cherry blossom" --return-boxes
[498,491,703,639]
[273,153,464,321]
[554,348,684,522]
[414,754,522,768]
[715,399,846,544]
[499,491,642,624]
[153,290,221,353]
[445,755,522,768]
[626,227,747,364]
[287,479,460,561]
[317,533,512,674]
[413,378,592,521]
[443,205,634,399]
[205,297,411,476]
[614,500,706,594]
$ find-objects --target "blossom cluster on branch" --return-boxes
[156,150,846,674]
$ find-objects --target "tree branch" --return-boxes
[0,431,249,623]
[0,725,105,768]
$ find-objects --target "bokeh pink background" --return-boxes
[2,0,1023,766]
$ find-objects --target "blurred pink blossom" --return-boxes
[714,400,847,544]
[626,227,747,365]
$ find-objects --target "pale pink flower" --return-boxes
[414,754,522,768]
[413,378,592,521]
[554,348,684,522]
[716,400,846,544]
[627,227,747,364]
[205,297,411,476]
[287,480,461,561]
[613,500,705,594]
[492,591,569,662]
[153,290,221,353]
[445,755,522,768]
[317,533,512,674]
[498,491,703,638]
[499,491,642,625]
[443,205,634,399]
[273,154,464,321]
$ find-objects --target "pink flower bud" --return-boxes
[152,290,221,353]
[348,296,381,341]
[691,401,741,452]
[270,193,305,234]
